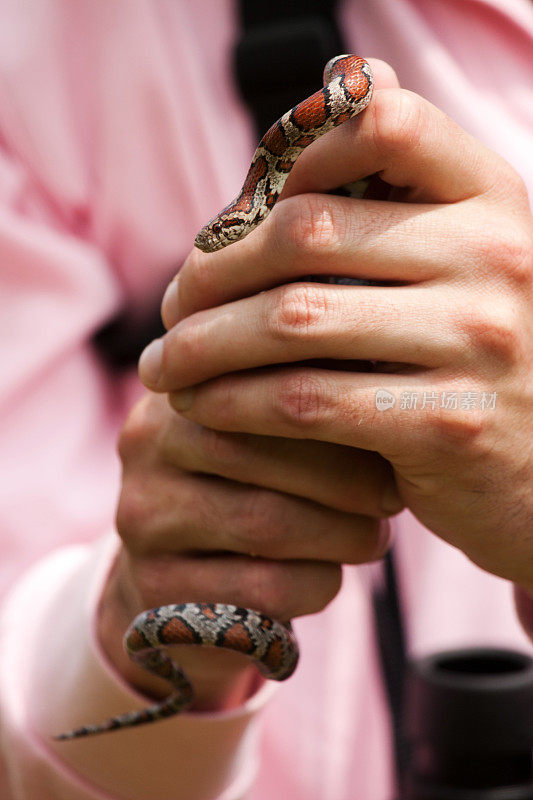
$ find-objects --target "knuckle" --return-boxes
[479,226,533,287]
[275,371,333,428]
[173,318,204,366]
[117,395,163,463]
[461,303,523,364]
[130,556,174,607]
[117,423,138,465]
[273,194,341,259]
[181,247,216,303]
[199,427,245,468]
[431,404,489,451]
[372,89,425,158]
[232,489,288,556]
[344,517,390,564]
[115,479,152,551]
[240,561,341,619]
[268,283,330,342]
[239,560,293,618]
[499,161,530,203]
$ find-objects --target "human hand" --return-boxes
[139,61,533,592]
[99,392,394,709]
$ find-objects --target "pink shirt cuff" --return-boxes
[0,534,277,800]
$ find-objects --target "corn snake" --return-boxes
[57,54,373,740]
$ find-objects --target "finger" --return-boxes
[159,418,402,517]
[165,85,516,326]
[364,58,400,92]
[126,551,344,621]
[168,365,490,461]
[161,58,399,330]
[283,86,515,205]
[145,283,462,392]
[118,468,390,566]
[163,196,469,326]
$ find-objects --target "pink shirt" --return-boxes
[0,1,532,798]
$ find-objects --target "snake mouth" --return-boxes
[194,230,224,253]
[195,224,244,253]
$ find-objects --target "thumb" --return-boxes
[365,57,400,91]
[280,57,400,200]
[282,56,500,205]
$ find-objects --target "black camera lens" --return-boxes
[404,648,533,800]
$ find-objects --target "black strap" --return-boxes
[93,305,167,371]
[373,550,410,793]
[234,0,345,134]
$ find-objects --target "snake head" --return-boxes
[194,220,227,253]
[194,208,251,253]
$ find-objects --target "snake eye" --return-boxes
[212,223,222,235]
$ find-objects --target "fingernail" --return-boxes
[162,278,180,328]
[381,481,403,516]
[138,338,163,387]
[172,388,194,411]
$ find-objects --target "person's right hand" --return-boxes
[98,391,399,712]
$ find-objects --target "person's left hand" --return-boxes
[139,67,533,593]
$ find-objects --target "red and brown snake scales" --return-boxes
[57,54,373,740]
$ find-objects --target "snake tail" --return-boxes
[56,603,298,739]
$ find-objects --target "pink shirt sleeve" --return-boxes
[0,4,274,795]
[0,534,276,800]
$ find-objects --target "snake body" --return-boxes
[57,54,372,740]
[195,55,373,252]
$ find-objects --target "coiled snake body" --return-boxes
[58,54,373,740]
